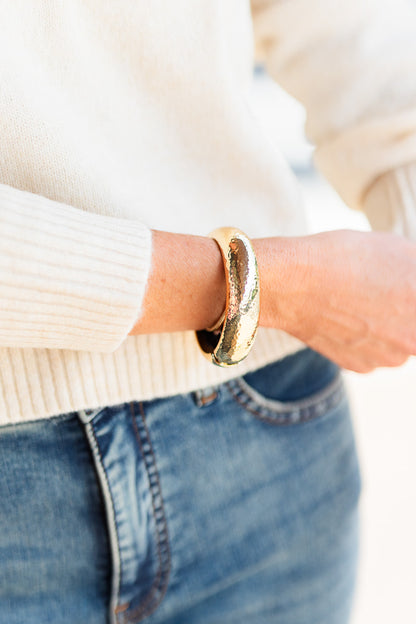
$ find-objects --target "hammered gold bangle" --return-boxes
[196,227,260,367]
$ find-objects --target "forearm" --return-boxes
[129,230,227,334]
[128,230,308,336]
[130,228,416,374]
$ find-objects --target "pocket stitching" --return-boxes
[226,373,345,426]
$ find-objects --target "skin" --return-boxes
[129,228,416,373]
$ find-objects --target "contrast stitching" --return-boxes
[84,422,123,624]
[226,375,345,426]
[77,406,106,424]
[120,402,171,623]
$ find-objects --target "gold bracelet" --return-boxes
[196,227,260,367]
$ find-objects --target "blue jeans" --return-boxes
[0,348,361,624]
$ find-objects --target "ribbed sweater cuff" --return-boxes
[362,163,416,241]
[0,185,152,352]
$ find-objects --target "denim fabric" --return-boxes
[0,348,361,624]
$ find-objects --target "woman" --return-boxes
[1,1,416,623]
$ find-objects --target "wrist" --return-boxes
[253,236,314,334]
[196,227,260,366]
[129,230,226,335]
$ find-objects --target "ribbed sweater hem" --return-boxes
[4,160,416,427]
[0,329,305,426]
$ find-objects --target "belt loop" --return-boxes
[192,386,219,408]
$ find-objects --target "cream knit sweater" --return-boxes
[1,0,416,426]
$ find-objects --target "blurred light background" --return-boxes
[251,67,416,624]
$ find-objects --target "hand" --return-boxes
[256,230,416,373]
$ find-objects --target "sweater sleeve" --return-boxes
[250,0,416,217]
[362,162,416,241]
[0,184,152,353]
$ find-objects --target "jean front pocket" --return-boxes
[225,348,346,426]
